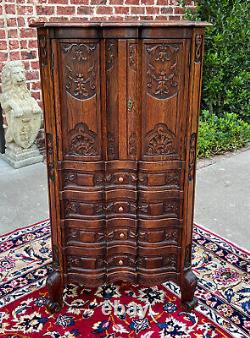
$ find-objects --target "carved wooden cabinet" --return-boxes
[34,21,209,312]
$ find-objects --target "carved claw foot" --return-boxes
[45,270,63,313]
[180,269,198,312]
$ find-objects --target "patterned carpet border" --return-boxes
[0,220,249,337]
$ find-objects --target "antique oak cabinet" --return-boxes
[34,21,208,312]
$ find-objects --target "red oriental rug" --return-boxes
[0,220,249,337]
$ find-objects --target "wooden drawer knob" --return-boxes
[119,232,125,239]
[118,206,124,212]
[118,260,123,266]
[118,176,124,183]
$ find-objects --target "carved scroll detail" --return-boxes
[146,43,179,99]
[128,132,137,157]
[39,34,47,66]
[46,133,55,181]
[188,133,197,181]
[68,123,99,157]
[144,123,176,156]
[64,200,80,216]
[106,40,116,71]
[62,43,97,100]
[129,44,137,70]
[194,34,203,63]
[107,132,116,159]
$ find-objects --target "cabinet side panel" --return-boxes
[182,29,205,272]
[37,29,63,277]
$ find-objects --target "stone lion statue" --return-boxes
[0,61,42,149]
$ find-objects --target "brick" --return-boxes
[174,7,185,14]
[21,50,38,60]
[28,40,38,49]
[9,40,20,50]
[110,0,124,4]
[169,15,181,20]
[17,17,26,26]
[17,5,34,15]
[7,18,18,27]
[26,71,40,81]
[0,52,8,62]
[9,51,22,60]
[70,17,89,22]
[32,81,41,90]
[48,0,69,3]
[48,16,69,22]
[0,30,6,39]
[70,0,89,4]
[20,28,36,38]
[5,4,16,15]
[32,92,41,101]
[57,6,76,15]
[90,0,107,4]
[125,0,139,4]
[77,6,94,15]
[8,29,18,38]
[96,6,113,14]
[160,7,173,14]
[0,41,8,50]
[157,0,169,4]
[141,0,154,4]
[155,15,170,19]
[139,16,154,20]
[146,7,159,14]
[36,5,55,15]
[115,6,129,14]
[130,7,145,14]
[20,40,28,49]
[30,60,40,70]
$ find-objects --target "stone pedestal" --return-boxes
[2,143,43,169]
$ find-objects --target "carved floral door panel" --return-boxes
[141,39,191,161]
[55,39,103,162]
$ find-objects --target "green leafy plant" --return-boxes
[198,111,250,158]
[184,0,250,120]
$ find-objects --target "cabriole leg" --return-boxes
[45,271,63,313]
[180,269,198,311]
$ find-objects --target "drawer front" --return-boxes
[138,190,183,219]
[59,161,105,191]
[138,161,184,190]
[138,255,177,271]
[107,254,136,272]
[65,246,106,273]
[61,190,105,219]
[62,219,105,246]
[138,227,180,245]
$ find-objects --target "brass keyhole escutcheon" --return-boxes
[127,98,133,112]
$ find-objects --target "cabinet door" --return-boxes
[53,39,106,285]
[138,38,191,285]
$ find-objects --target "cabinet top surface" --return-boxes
[31,20,211,28]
